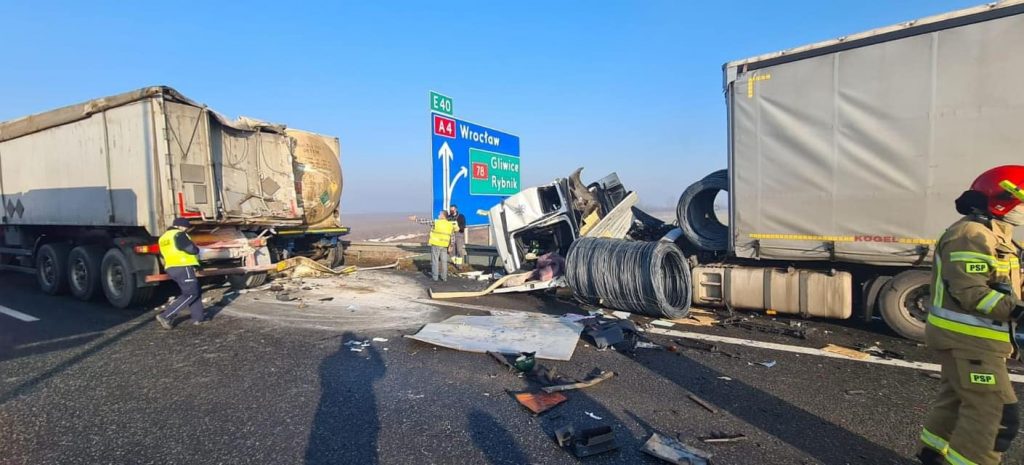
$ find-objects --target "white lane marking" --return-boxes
[648,328,1024,384]
[0,305,40,322]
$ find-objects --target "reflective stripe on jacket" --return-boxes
[159,230,200,268]
[428,220,455,248]
[927,215,1021,354]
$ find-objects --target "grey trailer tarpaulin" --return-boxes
[725,2,1024,266]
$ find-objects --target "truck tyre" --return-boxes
[326,243,345,269]
[37,243,72,295]
[878,270,930,341]
[228,272,267,290]
[100,248,153,308]
[676,169,729,252]
[68,245,104,301]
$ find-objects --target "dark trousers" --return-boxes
[159,266,204,323]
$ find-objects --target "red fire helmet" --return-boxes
[970,165,1024,217]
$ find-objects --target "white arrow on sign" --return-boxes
[447,166,468,210]
[438,142,453,210]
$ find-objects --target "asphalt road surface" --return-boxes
[2,269,1023,465]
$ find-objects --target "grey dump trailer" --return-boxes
[0,86,346,308]
[679,1,1024,340]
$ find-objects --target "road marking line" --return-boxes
[0,305,40,322]
[648,328,1024,384]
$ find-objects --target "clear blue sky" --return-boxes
[0,0,981,213]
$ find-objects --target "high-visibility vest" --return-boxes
[429,220,454,248]
[159,230,199,268]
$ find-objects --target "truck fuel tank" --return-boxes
[691,265,852,319]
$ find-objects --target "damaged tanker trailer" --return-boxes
[677,2,1024,340]
[0,86,347,308]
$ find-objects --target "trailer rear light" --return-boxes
[134,244,161,255]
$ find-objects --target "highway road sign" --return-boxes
[430,91,453,116]
[432,113,520,226]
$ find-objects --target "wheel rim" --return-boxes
[40,255,56,286]
[105,262,126,299]
[71,258,88,291]
[902,284,931,323]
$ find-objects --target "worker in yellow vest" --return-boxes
[428,211,455,282]
[918,166,1024,465]
[155,218,205,329]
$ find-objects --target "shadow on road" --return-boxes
[468,409,531,465]
[305,332,385,465]
[633,349,911,465]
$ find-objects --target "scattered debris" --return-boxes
[855,343,905,360]
[349,348,363,353]
[583,319,640,350]
[514,352,537,373]
[269,284,284,292]
[928,373,942,380]
[585,411,603,420]
[542,371,616,393]
[276,293,295,302]
[318,297,334,302]
[642,432,712,465]
[669,314,719,327]
[372,337,389,342]
[717,376,732,381]
[822,344,871,360]
[513,391,567,414]
[611,311,633,320]
[846,389,867,395]
[651,319,676,328]
[687,394,717,414]
[635,341,661,349]
[756,360,777,368]
[699,432,748,444]
[274,256,357,278]
[428,272,531,299]
[406,313,584,361]
[555,425,620,458]
[720,317,813,339]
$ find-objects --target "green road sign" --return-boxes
[430,91,453,116]
[469,148,520,196]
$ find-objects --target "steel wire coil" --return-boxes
[565,237,691,319]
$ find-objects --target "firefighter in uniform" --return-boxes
[919,166,1024,465]
[155,218,205,329]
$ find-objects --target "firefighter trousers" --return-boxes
[921,349,1019,465]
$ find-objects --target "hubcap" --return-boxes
[903,284,931,323]
[71,259,88,290]
[106,262,126,299]
[40,256,56,286]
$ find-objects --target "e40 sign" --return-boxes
[430,91,453,116]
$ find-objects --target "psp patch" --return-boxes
[965,263,990,274]
[970,373,997,385]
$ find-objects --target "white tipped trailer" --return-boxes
[686,1,1024,340]
[0,87,347,307]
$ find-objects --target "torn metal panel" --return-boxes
[405,313,584,361]
[582,192,639,239]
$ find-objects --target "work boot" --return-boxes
[155,314,173,330]
[916,448,943,465]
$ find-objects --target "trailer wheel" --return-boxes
[37,243,72,295]
[878,270,930,341]
[68,245,104,301]
[228,272,267,290]
[100,248,153,308]
[326,243,345,269]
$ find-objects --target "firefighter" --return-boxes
[154,218,205,329]
[919,165,1024,465]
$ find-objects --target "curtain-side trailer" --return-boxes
[688,1,1024,340]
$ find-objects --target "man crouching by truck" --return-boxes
[154,218,205,329]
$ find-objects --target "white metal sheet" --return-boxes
[405,313,584,361]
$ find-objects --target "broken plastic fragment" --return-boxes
[585,411,603,420]
[756,360,777,368]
